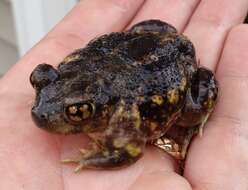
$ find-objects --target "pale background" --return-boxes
[0,0,79,76]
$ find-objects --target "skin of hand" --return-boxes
[0,0,248,189]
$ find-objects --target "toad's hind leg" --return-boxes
[129,19,177,34]
[63,101,146,172]
[154,68,218,161]
[176,67,218,131]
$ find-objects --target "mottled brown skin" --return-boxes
[30,20,218,171]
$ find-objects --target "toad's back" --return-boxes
[58,30,196,102]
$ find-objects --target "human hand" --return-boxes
[0,0,248,189]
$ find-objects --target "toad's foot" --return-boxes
[198,112,210,137]
[175,67,218,128]
[62,147,143,172]
[61,148,94,163]
[61,148,99,171]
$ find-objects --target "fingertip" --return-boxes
[183,0,248,70]
[129,170,192,190]
[228,23,248,34]
[217,23,248,77]
[48,0,145,40]
[141,146,178,173]
[225,23,248,50]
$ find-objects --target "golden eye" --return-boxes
[66,102,95,122]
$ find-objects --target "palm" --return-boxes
[1,0,248,189]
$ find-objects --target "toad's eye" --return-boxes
[65,102,95,122]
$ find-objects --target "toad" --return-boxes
[30,20,218,172]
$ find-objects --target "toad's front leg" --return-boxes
[63,142,144,172]
[63,101,146,172]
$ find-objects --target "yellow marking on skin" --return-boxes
[108,100,125,126]
[113,138,128,148]
[179,77,187,91]
[149,121,158,131]
[167,89,179,104]
[109,100,141,130]
[136,96,145,102]
[83,124,92,132]
[63,54,81,63]
[118,100,125,113]
[198,113,210,137]
[151,95,164,105]
[125,143,141,157]
[182,35,191,42]
[134,118,141,129]
[161,33,176,42]
[204,99,214,109]
[132,104,141,129]
[103,151,110,157]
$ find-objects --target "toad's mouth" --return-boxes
[31,106,82,134]
[46,123,83,135]
[32,118,83,135]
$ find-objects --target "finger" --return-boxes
[61,145,190,190]
[184,0,248,70]
[47,0,145,40]
[184,25,248,189]
[129,171,191,190]
[2,0,144,92]
[128,0,200,32]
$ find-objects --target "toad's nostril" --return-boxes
[41,113,47,119]
[31,108,48,128]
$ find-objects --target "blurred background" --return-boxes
[0,0,79,76]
